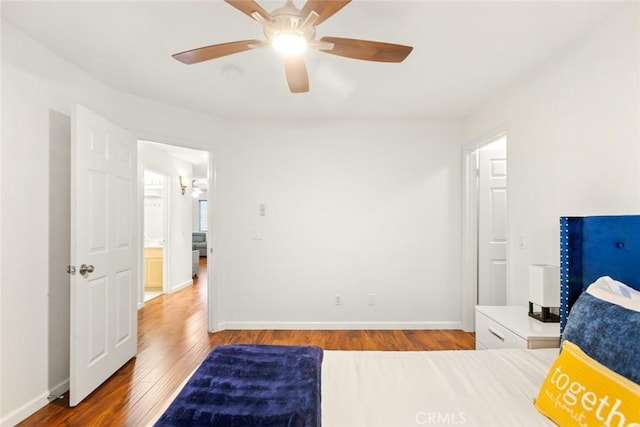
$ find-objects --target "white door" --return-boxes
[477,148,507,305]
[70,105,138,406]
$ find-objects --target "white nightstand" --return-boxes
[475,305,560,350]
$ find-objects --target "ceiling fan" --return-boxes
[172,0,413,93]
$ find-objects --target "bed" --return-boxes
[154,215,640,427]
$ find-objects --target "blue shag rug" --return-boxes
[155,344,323,427]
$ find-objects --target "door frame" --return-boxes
[141,168,170,299]
[461,127,508,332]
[134,133,219,331]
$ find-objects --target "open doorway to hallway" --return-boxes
[138,140,210,305]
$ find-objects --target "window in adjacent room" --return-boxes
[199,200,208,232]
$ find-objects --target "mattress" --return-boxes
[321,348,557,427]
[152,348,558,426]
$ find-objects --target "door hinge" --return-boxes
[66,265,76,275]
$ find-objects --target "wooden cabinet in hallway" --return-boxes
[144,247,163,291]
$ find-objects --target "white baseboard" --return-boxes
[217,321,463,330]
[170,279,193,293]
[0,379,68,427]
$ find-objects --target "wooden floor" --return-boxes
[20,258,475,426]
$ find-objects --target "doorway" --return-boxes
[143,169,168,302]
[138,140,210,308]
[476,136,507,306]
[60,106,217,408]
[461,132,508,331]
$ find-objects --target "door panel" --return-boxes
[87,277,107,365]
[88,171,107,251]
[115,270,133,346]
[70,105,137,406]
[115,176,132,247]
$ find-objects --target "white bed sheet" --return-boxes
[321,348,558,427]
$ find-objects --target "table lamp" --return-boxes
[528,264,560,322]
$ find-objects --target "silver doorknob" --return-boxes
[79,264,95,275]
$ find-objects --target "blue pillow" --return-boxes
[563,292,640,385]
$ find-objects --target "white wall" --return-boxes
[0,14,4,424]
[144,197,164,241]
[47,111,72,401]
[144,170,166,242]
[0,22,223,426]
[1,62,63,425]
[214,119,463,328]
[0,20,465,424]
[0,14,3,421]
[463,4,640,307]
[139,142,194,294]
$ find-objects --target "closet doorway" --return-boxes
[476,136,507,306]
[461,132,508,331]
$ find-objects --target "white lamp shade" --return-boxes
[529,264,560,307]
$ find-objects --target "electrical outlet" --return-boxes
[367,293,376,306]
[335,295,341,306]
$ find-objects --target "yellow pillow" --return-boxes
[535,341,640,427]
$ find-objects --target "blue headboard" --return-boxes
[560,215,640,332]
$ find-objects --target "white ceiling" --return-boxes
[1,1,624,120]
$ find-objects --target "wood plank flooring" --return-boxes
[19,258,475,426]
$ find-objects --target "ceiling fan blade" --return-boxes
[319,36,413,63]
[172,40,261,64]
[284,56,309,93]
[301,0,351,26]
[224,0,271,21]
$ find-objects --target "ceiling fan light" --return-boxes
[272,34,307,56]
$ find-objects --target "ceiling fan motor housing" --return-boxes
[263,1,316,44]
